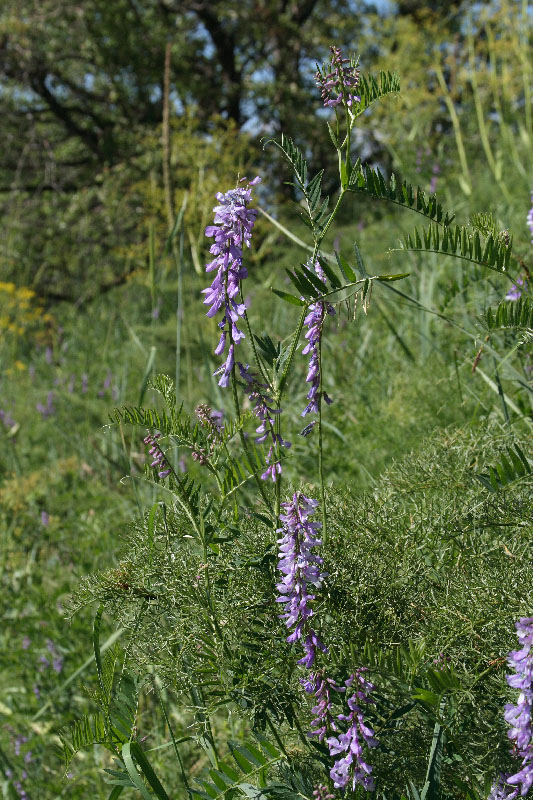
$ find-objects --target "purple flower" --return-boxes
[506,276,528,302]
[301,671,345,742]
[41,511,49,527]
[238,363,291,482]
[276,493,327,665]
[53,657,64,673]
[527,192,533,244]
[313,784,335,800]
[502,617,533,796]
[36,391,55,418]
[98,369,114,398]
[326,670,379,792]
[429,162,440,195]
[301,261,335,417]
[81,373,88,394]
[143,431,171,478]
[0,409,16,429]
[202,177,261,387]
[315,46,360,109]
[21,636,31,650]
[195,404,224,438]
[14,736,28,756]
[488,775,519,799]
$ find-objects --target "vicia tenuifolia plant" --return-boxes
[63,44,532,800]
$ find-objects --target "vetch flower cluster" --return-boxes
[301,671,345,742]
[312,784,335,800]
[276,493,328,667]
[326,670,379,792]
[302,261,335,417]
[238,362,291,481]
[195,404,224,437]
[488,774,519,800]
[315,46,360,108]
[527,192,533,244]
[502,617,533,796]
[143,431,171,478]
[192,405,224,466]
[202,176,261,387]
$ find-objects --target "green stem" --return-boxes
[153,678,193,800]
[230,360,273,514]
[241,299,271,387]
[318,190,345,245]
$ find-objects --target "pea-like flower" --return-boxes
[326,670,379,792]
[315,46,360,109]
[301,671,345,742]
[238,362,291,481]
[301,260,335,417]
[502,617,533,796]
[143,431,171,478]
[276,493,328,666]
[202,177,261,387]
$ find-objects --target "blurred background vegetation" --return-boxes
[0,0,531,797]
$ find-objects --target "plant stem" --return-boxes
[241,298,271,387]
[230,361,273,514]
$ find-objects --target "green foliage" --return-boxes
[266,135,330,237]
[484,297,533,335]
[68,423,532,795]
[351,71,401,118]
[59,606,140,773]
[475,443,531,492]
[193,736,289,800]
[2,7,532,798]
[399,222,513,273]
[347,164,455,226]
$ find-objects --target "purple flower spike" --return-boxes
[527,192,533,244]
[301,260,335,417]
[326,670,378,793]
[315,46,360,109]
[144,431,172,479]
[497,617,533,797]
[276,493,327,662]
[238,362,291,482]
[202,177,261,384]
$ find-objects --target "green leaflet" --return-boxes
[351,70,401,118]
[192,736,286,800]
[484,297,533,333]
[271,288,306,306]
[122,742,171,800]
[475,444,531,492]
[347,163,455,226]
[400,222,512,272]
[265,134,329,233]
[420,699,446,800]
